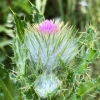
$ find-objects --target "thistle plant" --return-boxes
[0,4,100,100]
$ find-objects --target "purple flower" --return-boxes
[38,20,59,34]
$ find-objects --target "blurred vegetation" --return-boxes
[0,0,100,99]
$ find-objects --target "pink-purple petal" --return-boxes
[39,20,59,34]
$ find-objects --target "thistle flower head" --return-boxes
[25,20,79,70]
[38,20,59,34]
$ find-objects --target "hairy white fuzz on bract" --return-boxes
[34,72,60,98]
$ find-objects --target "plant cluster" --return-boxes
[0,3,100,100]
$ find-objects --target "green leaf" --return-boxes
[0,52,6,62]
[68,93,82,100]
[68,76,100,100]
[0,63,21,100]
[74,61,87,74]
[87,27,95,34]
[75,48,99,74]
[12,38,28,75]
[12,0,31,14]
[35,0,47,14]
[0,26,6,32]
[0,63,14,100]
[77,76,100,96]
[24,87,34,99]
[0,40,13,47]
[14,13,25,43]
[83,48,98,62]
[31,3,44,23]
[86,27,94,42]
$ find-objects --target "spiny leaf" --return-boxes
[0,63,14,100]
[31,3,44,23]
[14,13,25,43]
[75,48,99,74]
[77,76,100,96]
[12,0,31,14]
[0,63,21,100]
[74,61,87,74]
[68,76,100,100]
[83,48,98,62]
[68,93,82,100]
[12,38,28,75]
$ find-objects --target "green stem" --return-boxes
[58,0,64,21]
